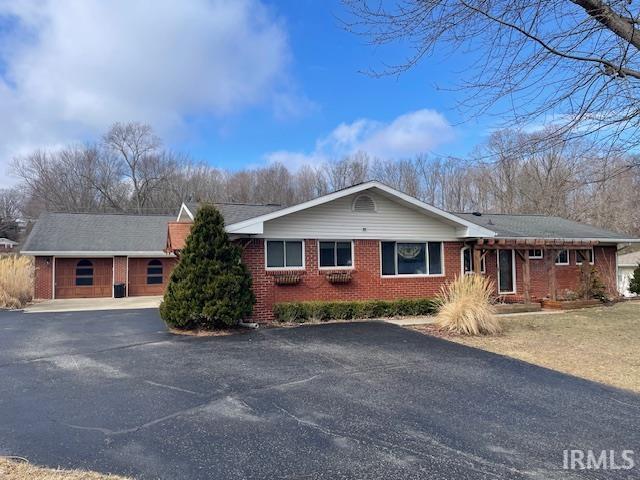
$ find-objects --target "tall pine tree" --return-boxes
[160,204,255,329]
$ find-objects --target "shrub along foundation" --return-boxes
[273,298,438,323]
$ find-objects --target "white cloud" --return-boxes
[0,0,302,184]
[265,109,455,168]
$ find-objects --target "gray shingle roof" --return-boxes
[21,213,175,254]
[454,213,634,240]
[184,202,283,224]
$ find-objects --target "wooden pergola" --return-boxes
[470,238,599,302]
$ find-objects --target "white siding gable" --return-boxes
[261,190,459,240]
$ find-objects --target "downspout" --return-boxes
[237,236,259,329]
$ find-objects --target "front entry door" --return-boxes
[498,249,515,294]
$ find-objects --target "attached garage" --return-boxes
[22,212,177,300]
[128,257,177,296]
[54,258,113,299]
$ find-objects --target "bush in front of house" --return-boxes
[160,204,255,330]
[578,264,607,301]
[435,274,500,335]
[0,255,33,309]
[629,264,640,295]
[273,297,439,323]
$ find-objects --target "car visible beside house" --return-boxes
[22,181,639,320]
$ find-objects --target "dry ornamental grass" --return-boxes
[0,457,131,480]
[0,256,34,309]
[435,274,501,335]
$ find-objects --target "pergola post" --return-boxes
[522,249,531,303]
[473,246,482,274]
[548,249,557,301]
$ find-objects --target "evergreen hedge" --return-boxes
[160,204,255,329]
[273,298,438,323]
[630,264,640,295]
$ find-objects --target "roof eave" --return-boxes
[489,236,640,243]
[177,203,194,221]
[21,251,175,257]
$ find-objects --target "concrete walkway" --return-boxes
[23,296,162,313]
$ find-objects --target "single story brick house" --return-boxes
[23,181,638,321]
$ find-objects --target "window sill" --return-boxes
[265,267,306,272]
[380,273,445,278]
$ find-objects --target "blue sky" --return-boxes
[0,0,491,182]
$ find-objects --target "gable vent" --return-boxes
[352,194,376,213]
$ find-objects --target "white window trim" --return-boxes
[52,256,56,300]
[380,241,446,278]
[317,240,355,270]
[555,249,570,266]
[575,247,595,265]
[497,249,517,294]
[112,257,115,298]
[528,249,544,260]
[461,246,486,274]
[264,239,306,271]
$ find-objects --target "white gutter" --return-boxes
[488,237,640,243]
[21,251,174,257]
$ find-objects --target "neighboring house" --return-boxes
[617,250,640,297]
[23,181,639,320]
[0,237,18,251]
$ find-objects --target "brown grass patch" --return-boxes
[0,256,33,309]
[0,457,131,479]
[415,301,640,392]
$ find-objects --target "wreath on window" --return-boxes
[397,245,422,259]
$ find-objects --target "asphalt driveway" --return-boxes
[0,309,638,479]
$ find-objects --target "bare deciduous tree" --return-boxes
[9,123,640,236]
[343,1,640,156]
[0,188,21,240]
[103,122,178,214]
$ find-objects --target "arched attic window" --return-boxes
[75,259,94,286]
[147,259,163,285]
[352,194,376,213]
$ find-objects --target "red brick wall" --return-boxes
[34,256,53,299]
[33,244,618,309]
[483,246,618,301]
[114,256,127,285]
[242,241,619,321]
[34,255,181,300]
[242,239,463,322]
